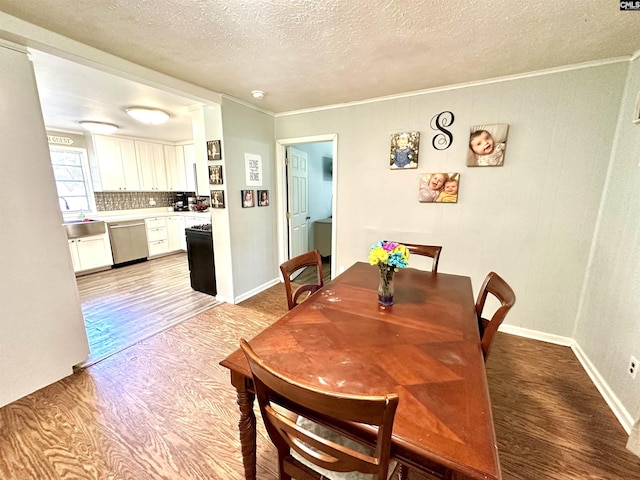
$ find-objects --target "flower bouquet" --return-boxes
[368,241,410,306]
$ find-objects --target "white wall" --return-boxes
[0,42,89,408]
[575,56,640,423]
[276,61,636,418]
[221,98,279,301]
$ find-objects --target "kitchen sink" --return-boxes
[63,219,106,239]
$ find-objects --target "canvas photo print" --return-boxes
[208,165,223,185]
[207,140,222,160]
[211,190,225,208]
[418,172,460,203]
[257,190,269,206]
[241,190,255,208]
[389,131,420,169]
[467,123,509,167]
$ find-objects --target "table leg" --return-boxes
[236,388,257,480]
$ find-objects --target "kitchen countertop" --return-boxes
[64,209,211,223]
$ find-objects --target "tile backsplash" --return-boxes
[94,191,195,212]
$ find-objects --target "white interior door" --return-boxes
[287,146,309,262]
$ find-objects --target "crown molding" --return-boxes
[276,57,631,118]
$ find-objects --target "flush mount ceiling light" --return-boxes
[79,121,119,135]
[251,90,265,100]
[125,107,170,125]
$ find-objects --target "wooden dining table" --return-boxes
[220,262,501,480]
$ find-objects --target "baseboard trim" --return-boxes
[233,278,280,304]
[499,324,573,346]
[499,324,634,434]
[571,341,634,434]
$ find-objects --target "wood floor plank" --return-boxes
[75,252,221,367]
[1,279,639,479]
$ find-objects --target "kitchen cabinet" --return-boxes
[68,240,80,271]
[145,217,169,256]
[182,144,197,192]
[68,234,113,272]
[92,135,140,191]
[136,141,167,191]
[166,215,186,251]
[164,145,189,191]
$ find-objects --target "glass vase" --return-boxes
[378,265,395,306]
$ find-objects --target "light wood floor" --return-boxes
[1,281,640,479]
[76,252,221,368]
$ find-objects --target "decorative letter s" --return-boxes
[431,111,455,150]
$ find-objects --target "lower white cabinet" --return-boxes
[145,217,169,257]
[68,234,113,272]
[166,216,186,251]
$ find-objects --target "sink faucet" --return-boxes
[58,196,70,210]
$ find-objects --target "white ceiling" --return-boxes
[2,1,640,140]
[30,50,197,142]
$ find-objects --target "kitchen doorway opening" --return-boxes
[276,135,337,281]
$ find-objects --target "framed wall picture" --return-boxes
[389,131,420,169]
[207,140,222,160]
[466,124,509,167]
[211,190,225,208]
[245,153,262,186]
[241,190,255,208]
[418,172,460,203]
[208,165,223,185]
[257,190,269,206]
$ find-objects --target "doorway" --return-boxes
[276,135,337,280]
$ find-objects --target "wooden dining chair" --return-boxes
[391,242,442,273]
[240,339,400,480]
[475,271,516,361]
[280,249,324,310]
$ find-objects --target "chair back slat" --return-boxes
[280,249,324,310]
[390,242,442,273]
[475,272,516,361]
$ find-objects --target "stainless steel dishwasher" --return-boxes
[107,219,149,266]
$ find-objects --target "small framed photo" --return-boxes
[390,131,420,169]
[211,190,225,208]
[241,190,255,208]
[207,140,222,161]
[257,190,269,207]
[245,153,263,186]
[209,165,223,185]
[467,124,509,167]
[418,172,460,203]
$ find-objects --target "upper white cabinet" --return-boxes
[136,141,167,191]
[92,135,140,191]
[90,135,196,193]
[182,144,197,192]
[164,145,189,191]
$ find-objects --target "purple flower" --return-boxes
[382,241,397,251]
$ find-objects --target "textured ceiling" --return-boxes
[1,1,640,120]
